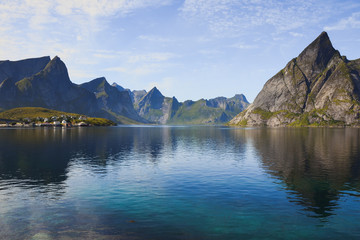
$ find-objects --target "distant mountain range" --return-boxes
[2,31,358,126]
[0,56,249,124]
[230,32,360,127]
[111,83,249,124]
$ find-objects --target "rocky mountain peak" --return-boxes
[230,31,360,127]
[92,77,107,85]
[148,86,163,96]
[112,82,125,92]
[0,56,50,83]
[93,77,108,87]
[42,56,72,85]
[138,86,165,111]
[296,31,338,79]
[233,94,249,103]
[80,77,110,93]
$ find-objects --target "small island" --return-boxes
[0,107,116,127]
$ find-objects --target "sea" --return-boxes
[0,126,359,239]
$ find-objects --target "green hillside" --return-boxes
[169,100,234,125]
[0,107,116,126]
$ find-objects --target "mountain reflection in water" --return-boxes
[244,128,360,218]
[0,126,359,239]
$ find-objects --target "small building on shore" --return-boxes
[53,121,61,127]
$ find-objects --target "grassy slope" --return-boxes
[104,110,142,125]
[0,107,116,126]
[168,100,225,125]
[0,107,81,119]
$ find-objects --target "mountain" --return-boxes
[135,87,180,124]
[135,87,249,124]
[80,77,145,123]
[230,32,360,127]
[111,82,147,106]
[111,82,125,92]
[131,90,147,105]
[0,56,99,115]
[169,94,249,124]
[0,56,249,125]
[0,56,50,83]
[0,56,145,124]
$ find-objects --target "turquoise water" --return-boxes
[0,126,359,239]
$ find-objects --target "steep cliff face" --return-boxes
[131,90,147,105]
[0,56,98,115]
[111,82,125,92]
[0,56,146,123]
[135,87,178,124]
[135,87,249,124]
[230,32,360,126]
[80,77,145,123]
[0,56,50,83]
[0,56,249,125]
[111,82,147,105]
[169,94,249,124]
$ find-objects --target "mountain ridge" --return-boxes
[80,77,145,123]
[131,86,249,124]
[0,55,250,125]
[229,31,360,127]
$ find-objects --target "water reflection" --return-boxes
[244,128,360,218]
[0,126,360,225]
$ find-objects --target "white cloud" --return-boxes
[198,49,222,55]
[138,35,172,42]
[324,12,360,31]
[230,43,258,50]
[0,0,175,58]
[0,0,178,83]
[55,0,174,17]
[180,0,333,37]
[68,69,98,80]
[289,32,304,37]
[127,52,177,63]
[148,77,175,92]
[105,62,175,76]
[93,53,119,59]
[105,67,128,72]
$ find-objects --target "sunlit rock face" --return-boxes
[230,32,360,127]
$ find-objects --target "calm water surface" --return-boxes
[0,126,359,239]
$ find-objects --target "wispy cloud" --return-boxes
[324,12,360,31]
[230,43,258,50]
[105,63,172,76]
[148,77,175,92]
[94,50,178,63]
[0,0,175,59]
[180,0,333,37]
[289,32,304,37]
[138,35,172,42]
[198,49,222,55]
[127,52,177,63]
[104,67,128,73]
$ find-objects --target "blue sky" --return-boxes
[1,0,360,102]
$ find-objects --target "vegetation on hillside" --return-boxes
[0,107,116,126]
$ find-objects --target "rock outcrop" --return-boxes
[0,56,98,115]
[0,56,146,123]
[135,87,249,124]
[111,82,147,106]
[80,77,145,123]
[0,56,50,83]
[0,56,250,125]
[230,32,360,126]
[135,87,180,124]
[169,94,249,124]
